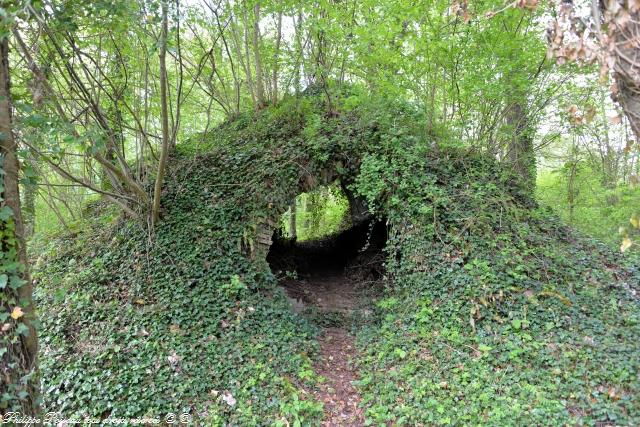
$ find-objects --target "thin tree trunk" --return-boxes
[252,2,265,108]
[294,12,303,96]
[40,186,71,232]
[290,203,297,240]
[170,0,183,150]
[231,3,256,106]
[0,35,38,415]
[272,11,283,104]
[152,0,171,227]
[22,162,36,238]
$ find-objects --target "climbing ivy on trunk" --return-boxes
[0,26,39,415]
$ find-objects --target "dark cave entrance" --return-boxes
[266,184,387,316]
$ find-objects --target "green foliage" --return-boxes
[1,160,37,412]
[32,94,640,424]
[280,184,350,241]
[351,131,640,425]
[537,166,640,250]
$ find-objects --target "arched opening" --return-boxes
[266,183,387,318]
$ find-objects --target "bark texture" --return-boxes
[152,0,171,227]
[609,5,640,143]
[0,35,38,415]
[506,102,536,194]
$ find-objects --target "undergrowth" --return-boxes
[353,140,640,425]
[537,167,640,250]
[31,92,640,425]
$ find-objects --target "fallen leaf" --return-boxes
[10,307,24,320]
[167,351,182,365]
[222,391,236,406]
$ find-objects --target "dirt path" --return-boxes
[280,270,369,425]
[310,327,365,426]
[282,273,362,314]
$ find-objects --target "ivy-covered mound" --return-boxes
[354,145,640,424]
[31,96,356,424]
[32,93,639,425]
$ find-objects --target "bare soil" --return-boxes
[310,327,365,426]
[282,273,367,426]
[268,221,387,425]
[282,273,361,314]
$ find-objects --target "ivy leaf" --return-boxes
[9,275,25,290]
[0,206,13,221]
[0,274,7,289]
[394,348,407,359]
[511,319,522,331]
[15,323,29,336]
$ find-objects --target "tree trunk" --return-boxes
[506,101,536,194]
[608,5,640,143]
[152,0,170,227]
[294,12,303,97]
[22,173,36,238]
[233,4,257,107]
[289,202,297,240]
[272,11,283,104]
[0,35,39,416]
[252,2,265,108]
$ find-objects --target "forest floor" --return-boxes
[310,328,365,426]
[282,272,367,426]
[281,272,362,314]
